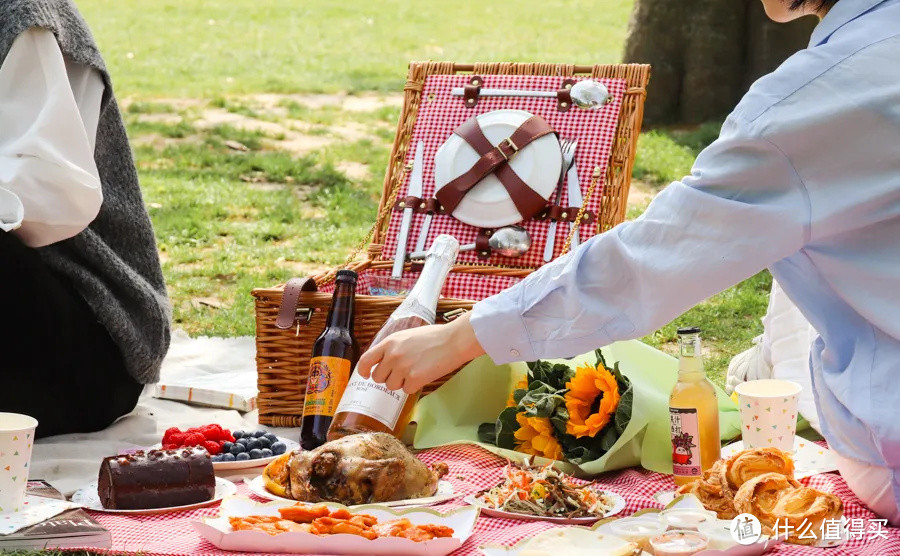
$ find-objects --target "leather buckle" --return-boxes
[497,137,519,161]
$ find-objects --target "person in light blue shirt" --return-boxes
[357,0,900,522]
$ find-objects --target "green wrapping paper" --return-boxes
[412,339,741,477]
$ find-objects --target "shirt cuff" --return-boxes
[470,288,537,365]
[0,187,24,232]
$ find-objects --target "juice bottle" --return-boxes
[669,327,721,486]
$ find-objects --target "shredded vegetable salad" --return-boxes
[475,461,615,518]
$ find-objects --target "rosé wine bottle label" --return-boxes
[670,407,702,479]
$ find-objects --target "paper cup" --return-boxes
[0,413,38,513]
[736,380,801,451]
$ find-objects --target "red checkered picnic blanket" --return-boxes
[68,443,900,555]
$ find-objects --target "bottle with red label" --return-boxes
[300,270,360,450]
[669,327,721,486]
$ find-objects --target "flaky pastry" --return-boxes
[769,486,843,546]
[725,447,794,489]
[676,460,737,519]
[733,472,802,525]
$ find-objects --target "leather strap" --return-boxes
[534,207,596,224]
[463,75,483,108]
[475,229,492,259]
[435,115,555,219]
[557,78,576,112]
[393,196,444,214]
[275,277,318,329]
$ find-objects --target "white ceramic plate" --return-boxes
[246,475,457,508]
[463,489,626,524]
[433,109,561,228]
[71,477,237,515]
[193,495,478,555]
[721,438,837,479]
[151,437,299,471]
[478,518,649,556]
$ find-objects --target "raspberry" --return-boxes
[203,441,222,455]
[162,427,182,444]
[162,443,179,450]
[183,433,205,447]
[168,432,187,447]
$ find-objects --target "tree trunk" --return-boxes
[623,0,817,125]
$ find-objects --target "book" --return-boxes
[0,480,111,550]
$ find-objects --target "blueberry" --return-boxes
[247,438,262,451]
[257,437,272,449]
[220,452,236,462]
[252,430,267,438]
[230,443,246,455]
[271,442,287,455]
[232,430,244,439]
[235,452,251,461]
[260,448,273,458]
[222,441,233,452]
[237,437,250,446]
[248,448,264,459]
[211,454,223,462]
[263,433,278,444]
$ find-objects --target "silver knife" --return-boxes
[413,148,432,253]
[392,140,424,279]
[566,159,582,249]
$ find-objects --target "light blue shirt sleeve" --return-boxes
[471,117,809,364]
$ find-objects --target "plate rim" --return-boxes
[72,476,236,514]
[463,488,625,523]
[246,475,457,508]
[433,108,561,228]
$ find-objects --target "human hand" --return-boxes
[356,312,486,394]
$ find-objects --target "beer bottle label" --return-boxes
[334,373,408,430]
[303,357,351,417]
[670,407,702,478]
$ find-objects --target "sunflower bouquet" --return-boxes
[478,349,633,464]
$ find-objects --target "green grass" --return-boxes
[77,0,634,98]
[71,0,763,390]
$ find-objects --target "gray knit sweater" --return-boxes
[1,0,171,383]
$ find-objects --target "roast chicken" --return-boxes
[263,432,448,505]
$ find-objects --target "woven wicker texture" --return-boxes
[252,61,650,426]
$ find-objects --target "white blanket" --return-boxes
[30,332,296,495]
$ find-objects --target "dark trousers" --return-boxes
[0,232,143,438]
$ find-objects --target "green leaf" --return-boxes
[598,422,620,452]
[477,422,498,445]
[495,407,521,450]
[527,360,574,390]
[558,433,604,465]
[550,404,569,438]
[594,348,608,369]
[518,383,567,418]
[612,362,634,435]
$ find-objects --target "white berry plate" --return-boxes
[246,475,457,508]
[72,476,237,514]
[463,489,625,524]
[151,436,299,470]
[193,495,478,555]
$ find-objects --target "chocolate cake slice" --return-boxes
[97,447,215,509]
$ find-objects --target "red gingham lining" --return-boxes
[320,268,521,301]
[64,443,900,555]
[380,74,626,302]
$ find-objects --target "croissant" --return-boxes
[770,486,843,546]
[733,472,801,525]
[725,448,794,489]
[676,460,737,520]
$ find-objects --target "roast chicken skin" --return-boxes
[263,432,448,505]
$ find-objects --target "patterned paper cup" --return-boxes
[736,380,802,452]
[0,413,38,513]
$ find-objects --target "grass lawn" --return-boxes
[74,0,765,386]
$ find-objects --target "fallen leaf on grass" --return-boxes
[224,140,250,152]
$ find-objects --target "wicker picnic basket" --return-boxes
[252,61,651,427]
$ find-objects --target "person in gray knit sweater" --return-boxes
[0,0,170,437]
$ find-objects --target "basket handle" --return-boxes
[275,277,318,330]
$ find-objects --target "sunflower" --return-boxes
[506,377,529,408]
[564,362,620,438]
[514,413,564,461]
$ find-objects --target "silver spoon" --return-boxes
[449,80,610,109]
[408,226,532,259]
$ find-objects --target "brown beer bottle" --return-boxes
[300,270,359,450]
[327,234,460,441]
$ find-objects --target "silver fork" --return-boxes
[543,138,577,262]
